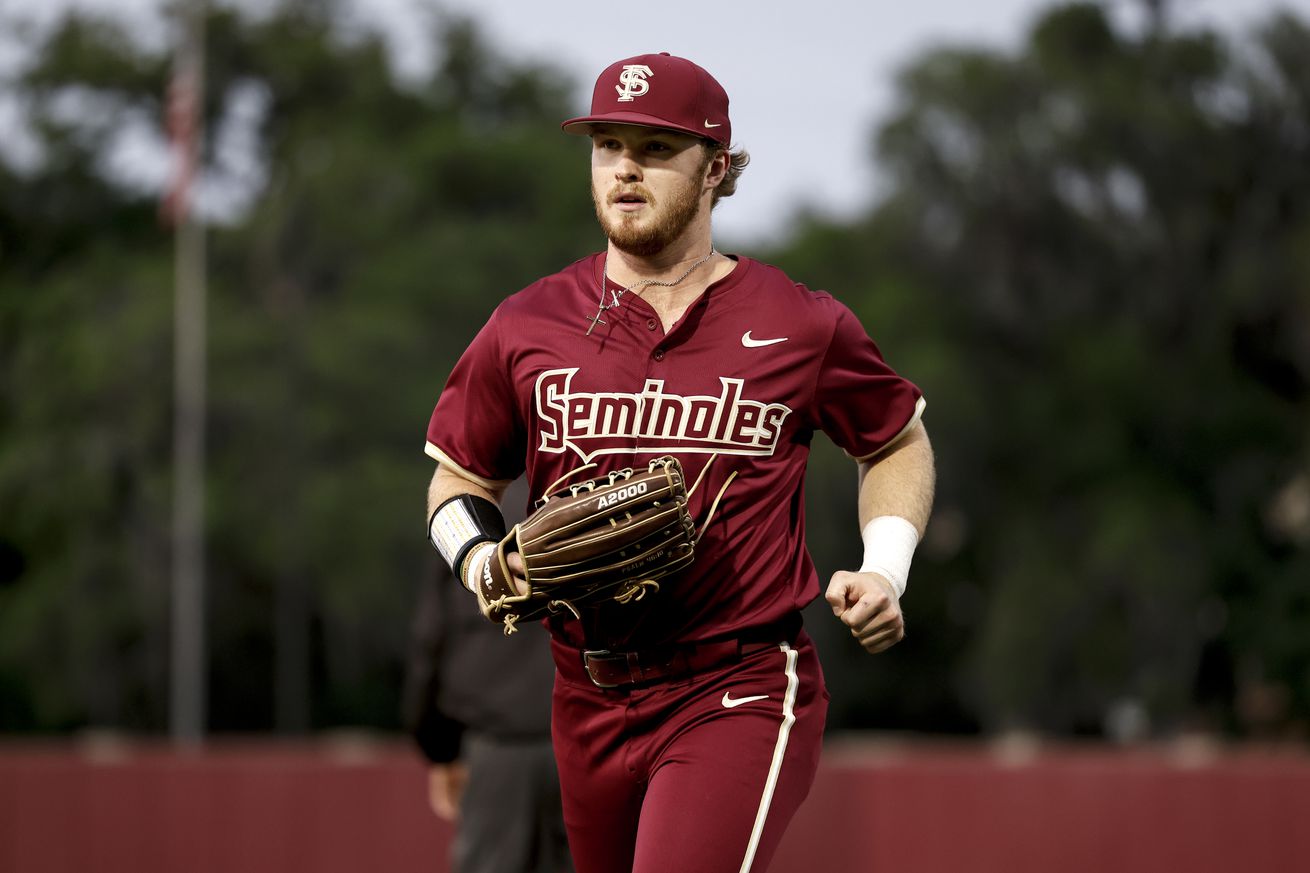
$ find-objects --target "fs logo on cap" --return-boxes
[615,65,654,102]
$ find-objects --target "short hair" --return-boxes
[704,143,750,207]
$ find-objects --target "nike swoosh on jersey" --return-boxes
[741,331,788,348]
[722,692,770,708]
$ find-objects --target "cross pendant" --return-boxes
[585,308,607,336]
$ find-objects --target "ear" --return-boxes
[703,146,729,191]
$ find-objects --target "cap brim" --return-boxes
[561,111,724,144]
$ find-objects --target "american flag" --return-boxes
[160,50,201,224]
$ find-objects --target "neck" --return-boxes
[605,205,716,286]
[606,243,714,287]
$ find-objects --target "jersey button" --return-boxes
[646,318,658,331]
[652,348,665,362]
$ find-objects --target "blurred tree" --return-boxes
[0,12,177,729]
[773,3,1310,738]
[3,0,1308,741]
[200,6,594,732]
[0,2,595,732]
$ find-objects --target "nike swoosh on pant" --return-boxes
[722,692,770,708]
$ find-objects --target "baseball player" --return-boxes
[423,52,935,873]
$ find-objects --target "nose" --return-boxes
[614,149,642,182]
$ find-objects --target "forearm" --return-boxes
[426,465,506,520]
[857,422,935,536]
[825,423,933,650]
[425,466,504,578]
[426,465,522,601]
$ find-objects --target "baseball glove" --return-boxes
[470,456,697,633]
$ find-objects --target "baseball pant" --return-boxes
[551,630,828,873]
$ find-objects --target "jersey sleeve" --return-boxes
[424,308,526,487]
[810,302,925,461]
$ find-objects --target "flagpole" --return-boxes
[169,0,207,746]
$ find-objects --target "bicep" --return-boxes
[810,304,925,460]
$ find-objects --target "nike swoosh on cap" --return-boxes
[722,692,770,708]
[704,119,722,128]
[741,331,787,348]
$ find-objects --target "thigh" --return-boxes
[552,673,645,873]
[632,637,828,873]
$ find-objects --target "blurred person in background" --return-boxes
[404,483,573,873]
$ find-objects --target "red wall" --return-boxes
[2,737,1307,873]
[774,739,1310,873]
[0,739,450,873]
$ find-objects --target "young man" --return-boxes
[423,52,934,873]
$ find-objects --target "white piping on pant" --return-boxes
[738,641,799,873]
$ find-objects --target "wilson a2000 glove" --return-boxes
[471,456,697,632]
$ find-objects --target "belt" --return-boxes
[553,615,802,691]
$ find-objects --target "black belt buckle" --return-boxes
[582,649,639,689]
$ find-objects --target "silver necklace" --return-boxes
[585,249,717,336]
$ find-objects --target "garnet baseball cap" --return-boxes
[561,52,731,146]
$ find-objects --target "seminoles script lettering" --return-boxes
[536,368,792,462]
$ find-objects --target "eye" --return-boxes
[645,141,671,153]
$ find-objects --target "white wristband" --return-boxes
[858,516,920,599]
[461,541,496,593]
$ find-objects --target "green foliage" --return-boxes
[0,2,594,733]
[2,1,1307,740]
[775,2,1310,737]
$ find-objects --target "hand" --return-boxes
[505,550,530,596]
[467,546,529,598]
[427,761,468,821]
[825,571,905,654]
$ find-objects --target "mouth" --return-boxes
[609,189,650,212]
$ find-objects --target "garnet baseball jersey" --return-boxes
[425,253,924,650]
